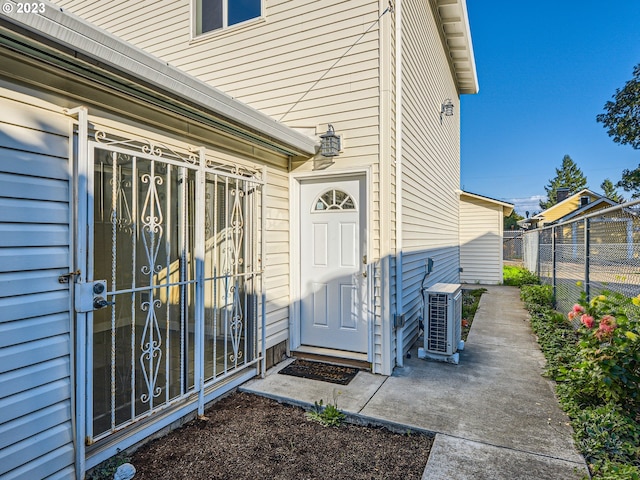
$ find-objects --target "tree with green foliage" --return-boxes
[617,166,640,199]
[539,155,588,210]
[600,178,624,203]
[597,64,640,199]
[503,210,523,230]
[596,63,640,150]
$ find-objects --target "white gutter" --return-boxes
[394,0,404,368]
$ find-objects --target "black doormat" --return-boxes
[278,359,359,385]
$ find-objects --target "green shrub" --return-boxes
[591,460,640,480]
[523,286,640,479]
[566,292,640,409]
[529,309,577,380]
[503,265,540,286]
[520,284,554,309]
[573,404,640,466]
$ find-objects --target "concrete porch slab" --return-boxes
[240,358,387,413]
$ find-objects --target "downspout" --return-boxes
[394,0,404,368]
[261,166,267,378]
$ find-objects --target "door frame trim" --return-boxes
[289,168,372,362]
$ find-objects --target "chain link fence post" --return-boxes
[552,225,556,307]
[584,217,590,302]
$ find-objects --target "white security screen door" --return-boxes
[76,130,264,444]
[299,176,367,353]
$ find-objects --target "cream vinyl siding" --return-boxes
[55,0,388,372]
[53,0,473,375]
[460,196,504,285]
[0,91,75,479]
[263,167,292,348]
[55,0,381,141]
[397,0,461,354]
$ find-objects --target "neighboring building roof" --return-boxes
[554,197,619,224]
[0,7,318,157]
[435,0,479,94]
[460,191,514,216]
[520,189,620,229]
[531,188,602,218]
[530,189,599,222]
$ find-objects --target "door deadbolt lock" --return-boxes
[75,280,114,312]
[93,296,115,309]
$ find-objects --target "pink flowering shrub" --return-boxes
[580,314,595,329]
[594,315,616,341]
[564,291,640,407]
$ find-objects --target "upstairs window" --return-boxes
[195,0,262,36]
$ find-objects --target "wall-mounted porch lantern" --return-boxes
[440,99,454,124]
[320,124,341,157]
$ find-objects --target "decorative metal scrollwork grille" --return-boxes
[89,131,264,442]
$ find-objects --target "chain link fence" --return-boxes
[503,230,524,261]
[523,200,640,314]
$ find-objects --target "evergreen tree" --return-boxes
[600,178,624,203]
[539,155,588,210]
[503,210,524,230]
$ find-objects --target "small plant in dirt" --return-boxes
[85,451,130,480]
[503,265,540,286]
[306,399,346,427]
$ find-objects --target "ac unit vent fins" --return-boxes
[427,293,449,353]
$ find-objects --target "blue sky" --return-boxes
[461,1,640,216]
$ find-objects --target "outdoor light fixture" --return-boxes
[320,124,341,157]
[440,99,454,124]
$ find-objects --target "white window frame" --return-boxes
[192,0,265,38]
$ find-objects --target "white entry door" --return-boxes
[300,176,367,353]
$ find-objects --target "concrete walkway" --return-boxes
[241,285,589,479]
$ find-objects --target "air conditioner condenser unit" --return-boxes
[418,283,463,364]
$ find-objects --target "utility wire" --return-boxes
[279,2,394,122]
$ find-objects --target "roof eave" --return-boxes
[435,0,479,95]
[460,191,514,215]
